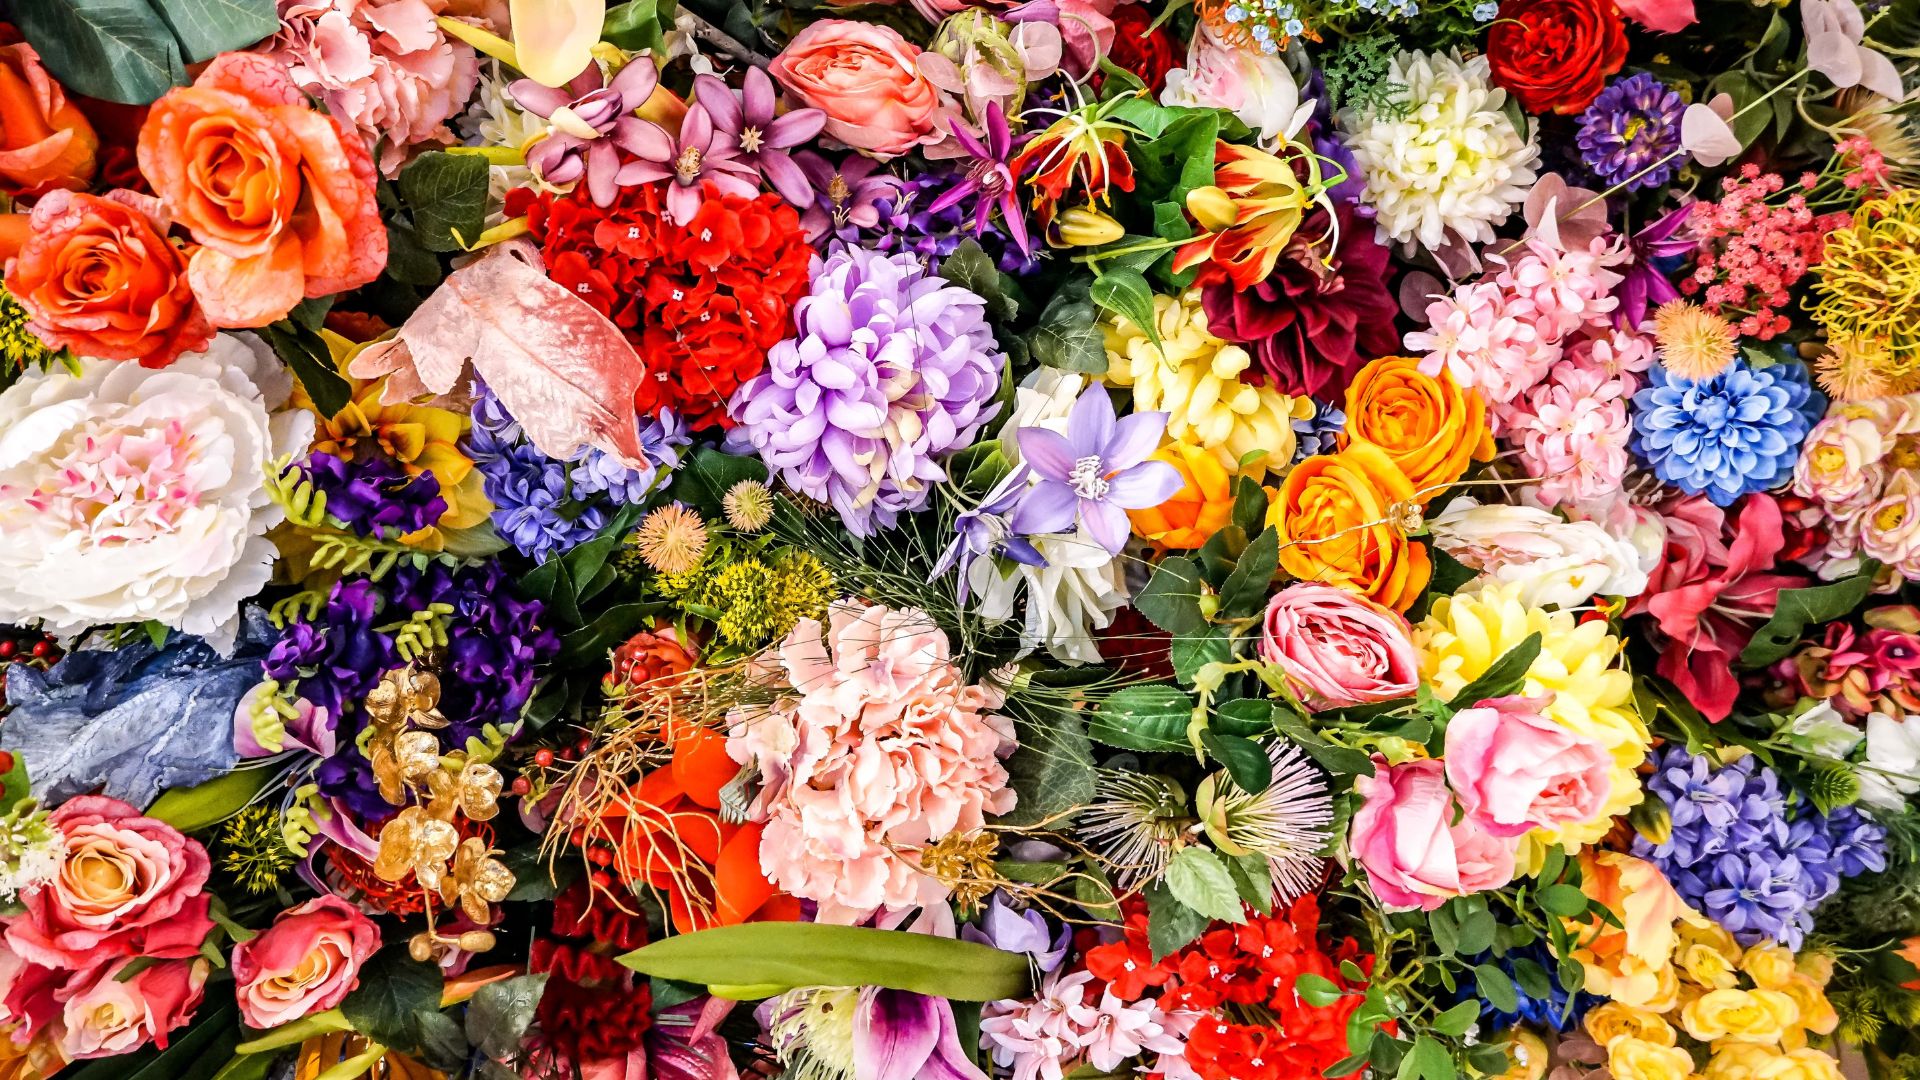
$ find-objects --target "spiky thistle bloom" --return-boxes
[1811,187,1920,386]
[1814,335,1907,401]
[765,987,862,1080]
[723,479,775,532]
[220,804,296,895]
[1652,299,1737,381]
[1200,741,1334,902]
[1080,771,1191,894]
[632,504,709,575]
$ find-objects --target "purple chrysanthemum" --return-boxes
[1576,73,1686,191]
[729,247,1006,536]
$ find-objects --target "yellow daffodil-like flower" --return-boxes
[1415,583,1648,854]
[1587,1002,1678,1049]
[1681,988,1801,1044]
[1607,1037,1696,1080]
[1102,288,1306,478]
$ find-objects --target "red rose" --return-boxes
[1486,0,1628,114]
[1101,4,1177,94]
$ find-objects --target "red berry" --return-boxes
[588,846,613,867]
[510,776,531,796]
[533,748,554,768]
[591,870,613,891]
[30,641,49,658]
[0,641,15,659]
[0,751,15,774]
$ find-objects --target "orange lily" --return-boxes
[1173,140,1338,290]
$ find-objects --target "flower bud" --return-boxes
[1048,206,1126,248]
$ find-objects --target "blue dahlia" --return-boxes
[1461,944,1599,1029]
[1575,74,1686,191]
[1629,360,1823,506]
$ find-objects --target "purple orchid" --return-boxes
[933,466,1047,602]
[855,988,989,1080]
[1011,389,1182,554]
[621,101,760,225]
[1618,201,1697,328]
[693,67,825,209]
[510,58,661,208]
[926,102,1033,256]
[645,995,740,1080]
[794,150,901,244]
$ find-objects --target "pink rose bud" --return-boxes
[1258,584,1419,711]
[1348,756,1518,911]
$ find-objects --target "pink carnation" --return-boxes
[728,601,1017,923]
[271,0,481,177]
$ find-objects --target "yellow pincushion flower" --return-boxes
[1810,187,1920,386]
[1102,288,1307,477]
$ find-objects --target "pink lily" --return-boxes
[621,103,761,225]
[692,67,825,209]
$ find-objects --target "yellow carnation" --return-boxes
[1609,1037,1698,1080]
[1681,988,1801,1044]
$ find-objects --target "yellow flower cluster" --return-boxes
[1810,187,1920,396]
[1102,288,1308,478]
[1414,584,1649,856]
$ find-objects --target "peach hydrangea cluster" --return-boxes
[726,600,1017,923]
[1790,394,1920,580]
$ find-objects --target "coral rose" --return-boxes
[58,958,206,1060]
[1342,354,1494,503]
[3,797,213,970]
[1127,441,1238,549]
[1442,694,1614,838]
[136,51,386,328]
[231,896,378,1028]
[0,38,96,195]
[769,20,943,158]
[1348,755,1517,911]
[1257,583,1419,710]
[605,624,698,696]
[3,189,213,367]
[1487,0,1629,114]
[1275,443,1430,612]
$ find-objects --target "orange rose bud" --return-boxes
[1275,443,1431,612]
[1341,354,1495,504]
[0,37,96,196]
[1128,441,1242,549]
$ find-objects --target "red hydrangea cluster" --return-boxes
[509,182,814,430]
[1682,165,1851,339]
[1084,892,1373,1080]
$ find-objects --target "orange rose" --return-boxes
[136,52,385,328]
[0,38,95,196]
[3,189,212,367]
[1129,441,1241,549]
[769,20,943,158]
[1342,354,1495,503]
[1274,443,1430,611]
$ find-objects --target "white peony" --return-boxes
[968,530,1128,665]
[1858,712,1920,812]
[1337,51,1540,252]
[1432,498,1648,609]
[1160,25,1315,148]
[0,334,314,651]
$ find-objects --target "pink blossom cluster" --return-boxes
[1495,325,1655,508]
[981,969,1200,1080]
[1681,165,1850,339]
[1791,394,1920,581]
[1405,235,1624,404]
[726,601,1018,923]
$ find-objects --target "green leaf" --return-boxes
[1740,562,1881,666]
[259,320,352,419]
[340,948,445,1052]
[209,1052,277,1080]
[1231,475,1269,537]
[1134,556,1206,635]
[1539,884,1590,917]
[1027,286,1107,373]
[1511,956,1553,1000]
[1432,1000,1481,1037]
[148,0,276,62]
[618,923,1031,1001]
[938,239,1019,323]
[601,0,677,52]
[1089,684,1195,752]
[398,151,491,252]
[1326,1054,1370,1078]
[1474,964,1519,1014]
[1145,879,1210,961]
[999,704,1098,826]
[12,0,185,105]
[146,767,276,832]
[1165,846,1246,924]
[1297,972,1347,1008]
[1170,626,1232,684]
[1455,908,1497,956]
[1089,268,1162,349]
[1402,1035,1456,1080]
[1269,710,1374,776]
[672,448,769,518]
[412,1009,470,1073]
[1447,632,1541,707]
[1201,730,1272,793]
[1469,1043,1519,1078]
[1217,527,1278,618]
[466,973,548,1062]
[385,221,443,287]
[1709,70,1772,149]
[1429,904,1460,956]
[1213,696,1276,738]
[1223,851,1274,914]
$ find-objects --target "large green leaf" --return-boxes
[12,0,185,105]
[999,704,1098,827]
[149,0,277,62]
[147,766,277,833]
[1165,846,1245,924]
[1740,562,1881,666]
[399,151,492,252]
[618,923,1031,1000]
[1088,684,1194,752]
[339,948,445,1053]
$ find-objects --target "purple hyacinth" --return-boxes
[511,58,662,207]
[477,443,606,562]
[729,247,1006,536]
[303,452,446,539]
[1010,388,1183,554]
[873,169,1041,274]
[1576,73,1686,191]
[569,410,689,505]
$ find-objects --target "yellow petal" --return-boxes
[507,0,605,87]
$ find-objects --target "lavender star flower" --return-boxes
[933,466,1047,602]
[794,150,900,244]
[925,102,1034,256]
[511,58,661,207]
[693,67,825,209]
[620,100,759,225]
[1010,388,1182,553]
[1618,201,1696,329]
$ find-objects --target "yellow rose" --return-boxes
[1586,1003,1677,1048]
[1781,974,1838,1037]
[1275,443,1430,612]
[1681,989,1800,1044]
[1740,945,1797,991]
[1776,1049,1844,1080]
[1679,942,1741,990]
[1795,951,1836,987]
[1492,1029,1551,1080]
[1703,1044,1788,1080]
[1609,1037,1698,1080]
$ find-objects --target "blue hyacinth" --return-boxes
[1629,360,1823,506]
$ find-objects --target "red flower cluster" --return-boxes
[528,879,655,1067]
[1681,166,1850,339]
[1486,0,1627,114]
[510,182,814,430]
[1084,892,1373,1080]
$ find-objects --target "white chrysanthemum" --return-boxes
[0,334,313,651]
[457,60,541,214]
[969,530,1128,665]
[1338,51,1540,251]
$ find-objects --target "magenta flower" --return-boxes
[511,58,661,207]
[926,102,1033,256]
[856,988,989,1080]
[1011,388,1183,553]
[621,102,760,225]
[692,67,825,209]
[794,150,900,243]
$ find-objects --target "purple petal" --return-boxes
[1065,389,1117,460]
[1017,427,1079,482]
[620,119,676,162]
[765,108,827,148]
[507,79,571,116]
[926,180,979,217]
[666,181,703,225]
[999,192,1033,256]
[1101,411,1167,470]
[586,140,619,207]
[610,56,660,107]
[855,990,942,1080]
[949,120,991,162]
[984,101,1011,159]
[1009,481,1079,536]
[682,103,716,153]
[762,152,816,208]
[741,66,778,126]
[693,74,743,134]
[1105,459,1184,509]
[1082,498,1131,553]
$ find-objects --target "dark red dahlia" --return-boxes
[1199,202,1400,399]
[1100,4,1178,94]
[527,879,655,1065]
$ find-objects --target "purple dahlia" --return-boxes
[1576,73,1686,192]
[729,247,1006,535]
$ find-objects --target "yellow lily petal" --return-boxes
[437,16,520,69]
[508,0,606,87]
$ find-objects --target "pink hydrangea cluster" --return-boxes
[1496,325,1655,508]
[1405,235,1625,404]
[726,600,1017,923]
[271,0,482,177]
[1681,165,1851,339]
[1791,394,1920,580]
[981,969,1199,1080]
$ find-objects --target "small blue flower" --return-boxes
[1630,360,1823,506]
[1473,2,1500,18]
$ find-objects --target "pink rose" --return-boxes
[232,896,380,1028]
[57,958,206,1060]
[1258,584,1419,710]
[4,797,212,970]
[1443,695,1613,838]
[1348,756,1516,911]
[769,20,943,157]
